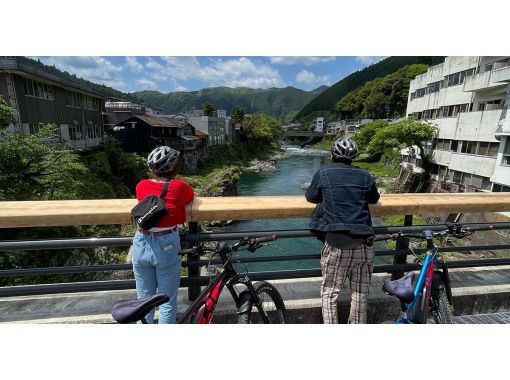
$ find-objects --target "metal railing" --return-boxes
[1,220,510,299]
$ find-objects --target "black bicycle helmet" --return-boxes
[147,146,180,174]
[331,137,358,160]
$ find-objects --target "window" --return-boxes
[503,139,510,165]
[453,171,463,184]
[24,78,54,100]
[478,103,486,111]
[485,62,494,72]
[488,142,499,157]
[460,141,476,154]
[481,177,492,190]
[66,91,82,107]
[450,140,459,152]
[445,68,476,87]
[462,173,472,186]
[83,96,99,110]
[492,183,510,192]
[426,81,442,94]
[477,142,490,156]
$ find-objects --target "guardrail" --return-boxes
[1,194,510,300]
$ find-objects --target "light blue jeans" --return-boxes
[132,230,182,324]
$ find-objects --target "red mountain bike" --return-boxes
[112,235,288,324]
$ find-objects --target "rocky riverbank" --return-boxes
[244,150,286,173]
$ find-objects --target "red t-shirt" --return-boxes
[135,179,194,227]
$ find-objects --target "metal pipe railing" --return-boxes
[1,222,509,298]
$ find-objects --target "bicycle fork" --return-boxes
[235,280,271,323]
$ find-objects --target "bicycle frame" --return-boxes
[396,234,452,324]
[177,255,269,324]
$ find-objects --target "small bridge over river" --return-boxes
[283,130,324,147]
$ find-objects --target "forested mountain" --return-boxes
[335,64,429,120]
[296,56,445,121]
[132,86,329,122]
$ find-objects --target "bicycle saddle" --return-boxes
[382,271,416,304]
[111,293,169,323]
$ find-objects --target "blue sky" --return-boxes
[35,56,385,93]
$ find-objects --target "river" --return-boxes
[221,145,386,272]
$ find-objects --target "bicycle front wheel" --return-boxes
[433,288,453,324]
[238,281,288,324]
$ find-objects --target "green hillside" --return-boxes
[296,56,445,121]
[335,64,429,120]
[132,86,329,122]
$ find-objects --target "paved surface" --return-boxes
[453,311,510,324]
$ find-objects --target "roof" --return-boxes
[115,114,190,128]
[0,56,110,99]
[194,129,209,138]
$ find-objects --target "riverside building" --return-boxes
[0,56,107,149]
[402,56,510,193]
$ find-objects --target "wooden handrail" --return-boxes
[1,193,510,228]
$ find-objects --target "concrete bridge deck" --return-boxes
[1,264,509,324]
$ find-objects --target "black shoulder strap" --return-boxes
[160,181,170,198]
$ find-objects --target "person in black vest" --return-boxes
[306,138,380,323]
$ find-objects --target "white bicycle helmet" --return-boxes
[147,146,180,174]
[331,138,358,160]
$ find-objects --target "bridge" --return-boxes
[1,193,510,323]
[283,130,324,138]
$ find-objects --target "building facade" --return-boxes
[187,110,233,145]
[0,57,107,149]
[403,56,510,192]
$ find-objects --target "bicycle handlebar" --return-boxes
[178,235,277,256]
[373,223,494,242]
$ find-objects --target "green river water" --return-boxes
[222,145,386,272]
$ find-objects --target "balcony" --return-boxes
[464,68,510,92]
[492,65,510,84]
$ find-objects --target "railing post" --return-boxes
[391,215,413,281]
[187,221,201,301]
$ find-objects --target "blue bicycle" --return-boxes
[379,223,492,324]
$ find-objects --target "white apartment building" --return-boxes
[312,117,325,133]
[403,56,510,193]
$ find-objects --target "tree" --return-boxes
[203,101,215,116]
[232,105,245,123]
[241,113,283,143]
[0,123,87,201]
[366,118,437,172]
[353,120,389,154]
[0,96,16,127]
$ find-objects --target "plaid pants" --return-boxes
[321,242,374,324]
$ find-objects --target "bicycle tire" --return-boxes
[237,281,288,324]
[433,288,453,324]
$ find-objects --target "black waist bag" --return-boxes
[131,181,170,230]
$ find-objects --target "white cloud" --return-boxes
[270,56,335,66]
[135,78,159,91]
[35,56,127,90]
[295,69,331,88]
[150,56,285,89]
[125,56,143,72]
[174,84,188,91]
[355,56,386,66]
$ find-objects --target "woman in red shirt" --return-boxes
[132,146,194,323]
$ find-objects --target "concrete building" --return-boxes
[403,56,510,192]
[0,56,107,149]
[187,110,233,146]
[312,117,325,133]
